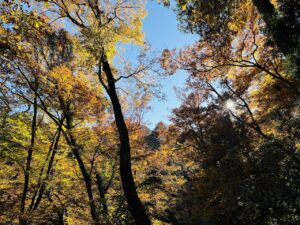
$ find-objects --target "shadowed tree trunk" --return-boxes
[99,55,151,225]
[28,118,64,213]
[95,172,109,216]
[19,78,38,225]
[64,111,101,225]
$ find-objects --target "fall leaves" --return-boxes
[0,0,299,225]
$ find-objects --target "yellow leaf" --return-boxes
[15,35,21,41]
[228,22,239,32]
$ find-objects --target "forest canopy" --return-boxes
[0,0,299,225]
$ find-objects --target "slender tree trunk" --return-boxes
[101,56,151,225]
[96,171,110,224]
[19,79,38,225]
[95,172,109,217]
[30,120,63,212]
[64,112,100,225]
[28,121,63,212]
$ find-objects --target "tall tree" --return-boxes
[25,1,152,224]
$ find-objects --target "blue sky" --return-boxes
[141,1,198,128]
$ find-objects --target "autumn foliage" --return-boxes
[0,0,299,225]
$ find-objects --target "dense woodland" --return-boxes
[0,0,299,224]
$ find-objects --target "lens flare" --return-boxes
[225,99,236,111]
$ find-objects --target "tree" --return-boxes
[1,0,156,224]
[159,0,299,223]
[165,0,300,78]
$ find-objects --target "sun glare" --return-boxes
[225,99,236,111]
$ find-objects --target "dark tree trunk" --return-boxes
[95,172,109,216]
[19,79,38,225]
[28,126,58,212]
[29,120,63,212]
[101,56,151,225]
[64,113,100,225]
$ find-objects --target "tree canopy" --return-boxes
[0,0,299,225]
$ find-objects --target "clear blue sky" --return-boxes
[141,1,198,128]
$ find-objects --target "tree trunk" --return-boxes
[64,113,100,225]
[95,172,109,216]
[30,120,63,211]
[19,79,38,225]
[101,56,151,225]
